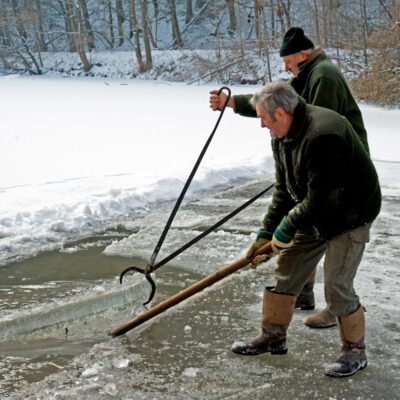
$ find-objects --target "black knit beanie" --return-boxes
[279,27,314,57]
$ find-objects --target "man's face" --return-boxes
[256,104,291,139]
[282,52,307,77]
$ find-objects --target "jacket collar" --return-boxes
[281,96,307,143]
[297,47,326,79]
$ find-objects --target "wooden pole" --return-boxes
[110,242,272,337]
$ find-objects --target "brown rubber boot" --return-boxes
[295,269,316,310]
[324,305,367,378]
[231,287,296,356]
[304,307,337,328]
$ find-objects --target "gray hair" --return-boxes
[250,81,299,119]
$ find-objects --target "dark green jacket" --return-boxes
[234,48,369,152]
[261,98,380,240]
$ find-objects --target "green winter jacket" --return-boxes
[255,98,380,240]
[233,48,369,152]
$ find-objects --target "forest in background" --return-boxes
[0,0,399,106]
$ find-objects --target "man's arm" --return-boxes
[209,90,259,118]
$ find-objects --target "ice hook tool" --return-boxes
[119,87,232,305]
[111,240,274,337]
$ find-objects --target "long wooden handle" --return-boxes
[110,242,272,337]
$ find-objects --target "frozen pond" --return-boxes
[1,77,399,398]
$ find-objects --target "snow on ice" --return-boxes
[0,75,400,267]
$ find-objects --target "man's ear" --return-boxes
[274,107,286,121]
[299,50,310,62]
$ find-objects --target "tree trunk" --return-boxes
[261,6,272,82]
[75,2,92,71]
[227,0,236,32]
[35,0,47,51]
[141,0,152,71]
[107,0,115,48]
[10,0,27,41]
[276,0,286,34]
[153,0,159,43]
[186,0,193,23]
[269,0,275,41]
[169,0,183,47]
[116,0,125,46]
[281,0,291,29]
[57,0,76,51]
[0,1,11,47]
[129,0,145,72]
[359,0,368,68]
[255,0,261,42]
[322,0,328,47]
[66,0,91,72]
[79,0,95,50]
[213,0,220,58]
[237,1,244,55]
[313,0,321,45]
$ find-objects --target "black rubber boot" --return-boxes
[324,306,367,377]
[231,287,296,356]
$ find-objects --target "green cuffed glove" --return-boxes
[246,228,274,269]
[271,216,296,255]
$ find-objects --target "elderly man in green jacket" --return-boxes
[210,27,369,329]
[229,81,381,378]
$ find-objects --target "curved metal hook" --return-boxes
[119,265,145,284]
[119,265,156,306]
[143,273,156,305]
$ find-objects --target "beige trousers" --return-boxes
[273,223,371,317]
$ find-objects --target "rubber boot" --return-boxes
[304,307,337,328]
[295,269,316,310]
[231,287,296,356]
[324,305,367,378]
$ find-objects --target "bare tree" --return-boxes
[115,0,125,46]
[140,0,152,70]
[128,0,145,72]
[152,0,159,43]
[254,0,261,42]
[236,0,244,55]
[226,0,236,33]
[79,0,95,50]
[195,0,207,7]
[169,0,183,47]
[107,0,115,48]
[65,0,91,72]
[186,0,193,23]
[312,0,321,45]
[359,0,368,68]
[35,0,47,52]
[0,0,42,74]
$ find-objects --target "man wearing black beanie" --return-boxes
[209,26,369,331]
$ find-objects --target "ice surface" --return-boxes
[2,77,399,267]
[0,77,399,399]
